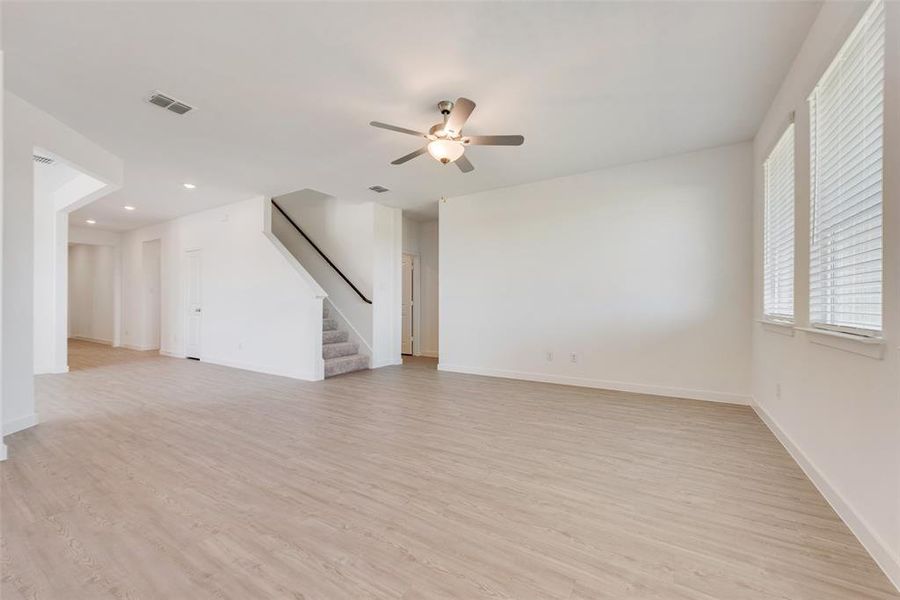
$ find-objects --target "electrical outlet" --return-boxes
[570,352,578,364]
[546,351,553,362]
[775,383,782,399]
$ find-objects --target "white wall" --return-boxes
[402,216,420,255]
[141,239,161,350]
[120,196,324,380]
[3,92,122,439]
[439,143,753,404]
[751,1,900,588]
[272,191,402,367]
[272,194,374,355]
[371,203,402,367]
[275,189,375,297]
[1,46,6,459]
[67,243,115,344]
[69,225,121,247]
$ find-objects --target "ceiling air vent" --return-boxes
[33,154,55,165]
[368,185,389,193]
[147,91,195,115]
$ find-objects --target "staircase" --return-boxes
[322,304,369,377]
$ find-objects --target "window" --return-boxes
[763,123,795,322]
[809,0,884,335]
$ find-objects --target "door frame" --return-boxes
[402,252,422,356]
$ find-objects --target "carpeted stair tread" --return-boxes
[323,329,348,344]
[324,354,369,378]
[323,341,358,359]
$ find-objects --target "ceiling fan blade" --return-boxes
[370,121,428,138]
[391,147,428,165]
[455,154,474,173]
[444,97,475,136]
[462,135,525,146]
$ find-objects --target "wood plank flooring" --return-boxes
[2,340,897,599]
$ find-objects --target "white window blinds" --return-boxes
[809,0,884,335]
[763,124,795,321]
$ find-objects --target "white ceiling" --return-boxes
[3,1,821,229]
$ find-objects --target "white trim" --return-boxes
[751,398,900,591]
[159,349,186,359]
[69,335,113,346]
[34,363,69,374]
[796,327,886,359]
[0,443,7,461]
[756,319,796,337]
[3,413,39,436]
[436,364,750,405]
[372,358,403,368]
[420,351,439,359]
[121,343,158,352]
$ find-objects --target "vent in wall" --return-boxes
[146,91,195,115]
[368,185,390,193]
[33,154,55,165]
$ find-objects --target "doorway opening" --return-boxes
[67,243,116,347]
[401,216,439,362]
[33,147,117,374]
[402,252,417,356]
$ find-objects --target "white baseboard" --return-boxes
[751,398,900,591]
[0,442,7,461]
[419,351,439,358]
[121,343,158,351]
[437,364,750,405]
[199,354,321,382]
[159,349,186,359]
[3,413,39,436]
[34,364,68,374]
[371,358,403,369]
[70,336,113,346]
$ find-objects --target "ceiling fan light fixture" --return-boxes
[427,139,464,164]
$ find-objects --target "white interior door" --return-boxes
[402,253,413,355]
[185,249,202,359]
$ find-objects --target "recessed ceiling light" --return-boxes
[183,183,196,189]
[124,205,136,211]
[85,219,96,225]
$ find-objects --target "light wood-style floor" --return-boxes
[2,341,897,599]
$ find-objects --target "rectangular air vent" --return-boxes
[368,185,390,193]
[147,91,195,115]
[168,101,193,115]
[33,154,55,165]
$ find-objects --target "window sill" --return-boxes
[795,327,885,360]
[756,319,795,336]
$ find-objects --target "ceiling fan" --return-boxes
[370,97,524,173]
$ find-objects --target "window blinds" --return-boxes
[763,124,795,321]
[809,0,884,334]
